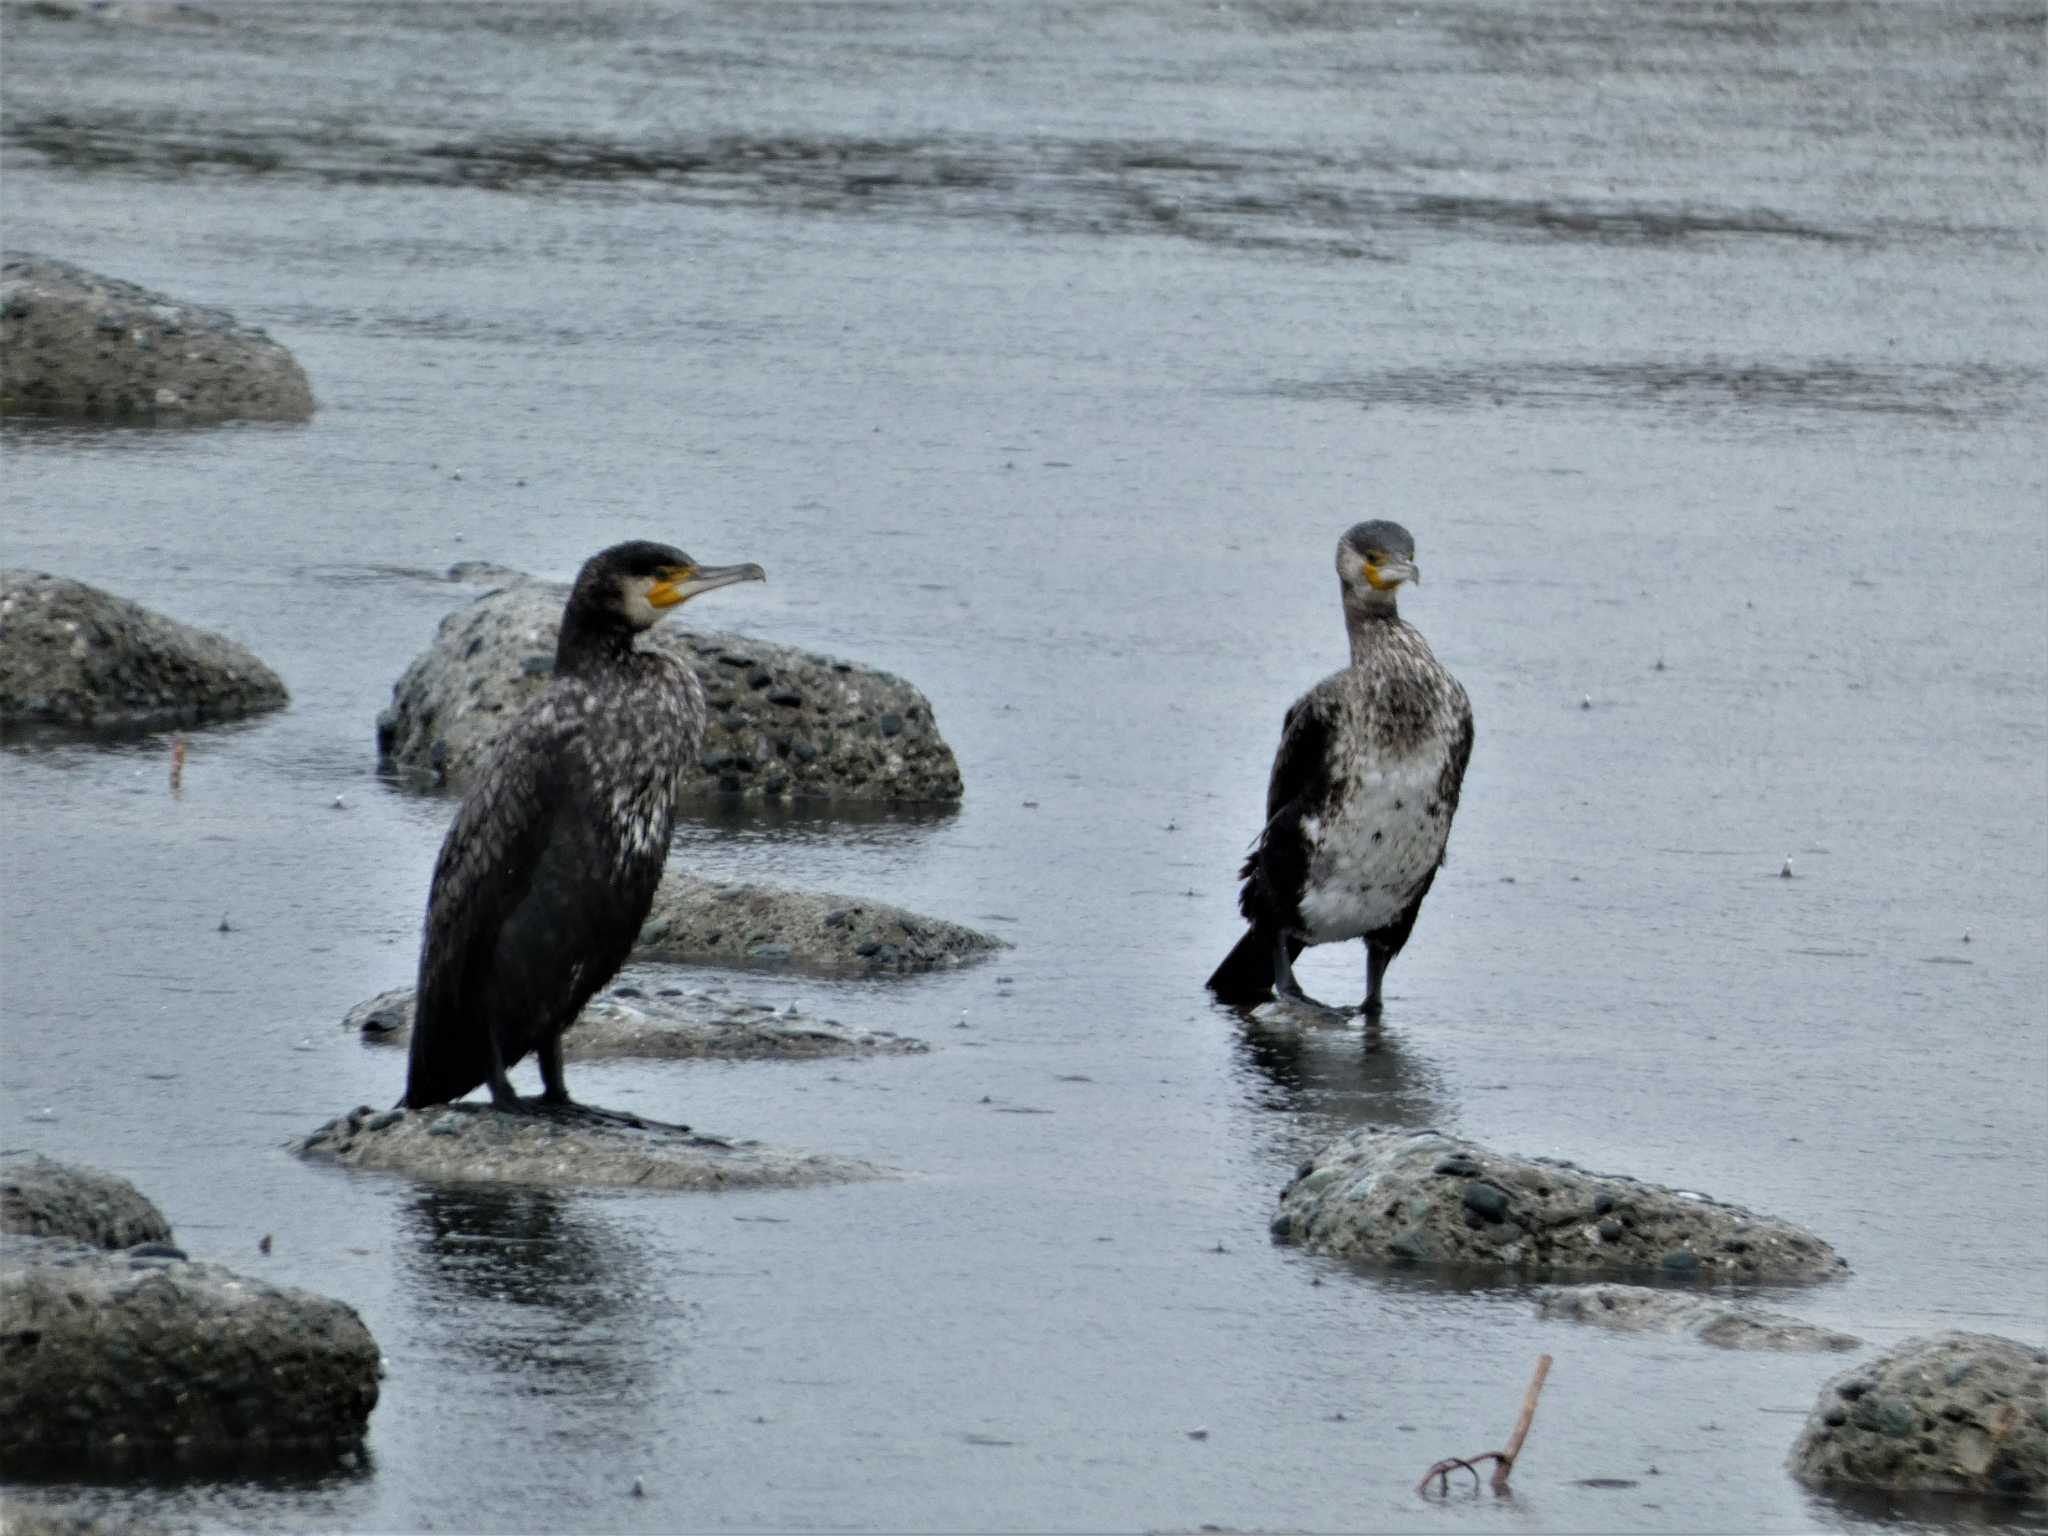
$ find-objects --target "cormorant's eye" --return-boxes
[1364,550,1385,565]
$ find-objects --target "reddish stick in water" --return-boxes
[1417,1354,1552,1497]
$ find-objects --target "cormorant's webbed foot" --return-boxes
[1257,978,1359,1027]
[533,1096,682,1130]
[518,1095,732,1145]
[1270,938,1356,1020]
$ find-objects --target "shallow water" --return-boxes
[2,2,2045,1531]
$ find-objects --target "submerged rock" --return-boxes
[638,874,1004,975]
[0,254,313,422]
[0,1495,168,1536]
[1272,1127,1846,1281]
[1790,1333,2047,1497]
[443,558,531,587]
[5,1,221,23]
[373,578,962,804]
[1537,1284,1862,1352]
[292,1103,885,1190]
[0,1154,172,1249]
[348,982,926,1059]
[0,570,288,732]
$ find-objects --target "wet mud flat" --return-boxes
[6,4,2039,269]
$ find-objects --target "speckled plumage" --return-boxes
[1209,523,1473,1010]
[1277,616,1471,943]
[403,541,754,1111]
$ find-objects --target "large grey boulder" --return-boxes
[0,1157,378,1472]
[1790,1333,2047,1498]
[1536,1283,1861,1352]
[292,1103,885,1190]
[348,981,927,1059]
[1,1154,171,1249]
[375,578,963,804]
[1272,1127,1846,1281]
[0,1237,380,1471]
[0,254,313,422]
[0,570,288,731]
[638,874,1003,974]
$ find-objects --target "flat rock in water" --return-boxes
[0,1234,379,1472]
[1790,1333,2048,1497]
[0,1154,172,1249]
[291,1103,886,1190]
[347,982,926,1058]
[374,578,963,804]
[1272,1127,1846,1281]
[638,874,1004,975]
[1537,1283,1862,1352]
[0,254,314,422]
[0,571,288,732]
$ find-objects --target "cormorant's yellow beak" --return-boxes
[649,562,767,608]
[1364,556,1419,591]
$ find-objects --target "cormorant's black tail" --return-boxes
[1208,925,1296,1005]
[403,997,489,1110]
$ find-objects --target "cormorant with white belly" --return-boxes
[1207,520,1472,1015]
[403,540,765,1115]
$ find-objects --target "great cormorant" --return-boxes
[1207,521,1472,1015]
[402,540,764,1114]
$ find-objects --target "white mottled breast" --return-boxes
[1284,617,1469,945]
[1295,750,1455,941]
[573,648,705,880]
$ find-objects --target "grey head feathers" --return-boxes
[1336,519,1420,621]
[1339,520,1415,565]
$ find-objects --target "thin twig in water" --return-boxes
[1417,1354,1552,1498]
[170,738,186,792]
[1491,1353,1551,1492]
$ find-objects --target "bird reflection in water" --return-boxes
[398,1186,669,1401]
[1228,1007,1448,1137]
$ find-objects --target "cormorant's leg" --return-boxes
[1273,930,1307,1001]
[1361,885,1429,1017]
[1363,940,1392,1018]
[537,1032,571,1106]
[485,1025,521,1110]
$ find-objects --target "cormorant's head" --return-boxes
[1336,520,1419,606]
[574,540,767,632]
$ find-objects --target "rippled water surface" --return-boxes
[3,2,2045,1532]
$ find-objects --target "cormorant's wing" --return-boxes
[1236,689,1334,927]
[405,691,589,1106]
[1264,690,1334,828]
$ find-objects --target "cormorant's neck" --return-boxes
[555,602,642,676]
[1343,587,1401,665]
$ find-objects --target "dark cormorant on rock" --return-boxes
[402,540,764,1115]
[1207,521,1472,1015]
